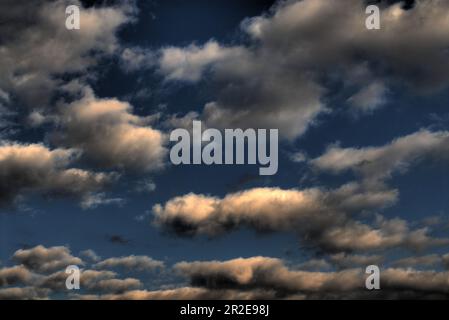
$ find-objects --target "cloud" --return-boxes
[13,245,83,273]
[329,253,384,270]
[175,256,363,297]
[311,129,449,185]
[75,287,275,300]
[159,41,247,82]
[152,0,449,139]
[5,245,449,299]
[0,142,115,205]
[80,192,125,210]
[0,265,34,286]
[347,81,388,113]
[297,259,331,271]
[38,269,116,291]
[0,287,50,300]
[173,256,449,299]
[1,245,154,296]
[94,255,164,272]
[153,183,449,252]
[317,215,449,252]
[240,0,449,91]
[86,278,142,293]
[134,179,156,193]
[120,47,155,72]
[0,0,135,110]
[79,250,101,263]
[53,87,167,172]
[391,254,442,268]
[153,184,395,235]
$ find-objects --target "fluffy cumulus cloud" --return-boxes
[0,0,141,207]
[148,0,449,139]
[0,265,34,287]
[153,185,394,235]
[0,0,135,110]
[0,142,115,206]
[153,184,448,252]
[13,245,83,273]
[161,41,325,139]
[54,87,167,172]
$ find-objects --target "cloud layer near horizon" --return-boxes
[5,245,449,299]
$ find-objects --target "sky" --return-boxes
[1,0,449,299]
